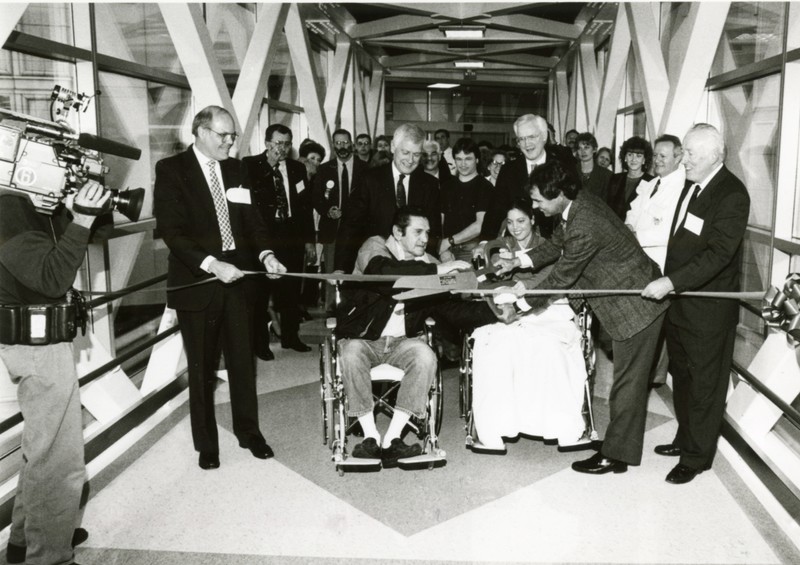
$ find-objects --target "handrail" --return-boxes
[86,273,167,308]
[0,324,180,436]
[732,361,800,433]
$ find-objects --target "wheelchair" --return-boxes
[459,300,599,452]
[320,314,446,475]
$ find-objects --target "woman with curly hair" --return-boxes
[605,136,653,220]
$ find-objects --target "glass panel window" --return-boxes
[624,49,642,106]
[713,73,780,230]
[711,2,785,76]
[0,50,76,119]
[14,3,74,45]
[207,3,256,75]
[95,3,184,74]
[391,88,427,122]
[267,33,298,106]
[97,72,193,222]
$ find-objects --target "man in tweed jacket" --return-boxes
[496,158,668,475]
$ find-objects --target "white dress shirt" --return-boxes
[625,166,686,270]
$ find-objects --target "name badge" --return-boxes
[226,187,252,204]
[684,212,704,235]
[296,180,306,194]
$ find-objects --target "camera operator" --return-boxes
[0,180,110,565]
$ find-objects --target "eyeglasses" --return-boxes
[490,160,505,167]
[270,140,292,147]
[516,134,541,145]
[333,141,352,147]
[203,127,238,142]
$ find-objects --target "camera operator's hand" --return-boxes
[209,260,244,283]
[67,181,111,228]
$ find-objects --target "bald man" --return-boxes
[642,123,750,485]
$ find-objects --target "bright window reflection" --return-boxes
[95,3,184,74]
[713,74,779,230]
[0,51,76,119]
[14,3,74,45]
[268,33,298,106]
[711,2,785,76]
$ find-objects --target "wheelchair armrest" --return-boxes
[326,317,337,331]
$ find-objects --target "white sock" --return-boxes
[357,414,380,442]
[382,412,411,448]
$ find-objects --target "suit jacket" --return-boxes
[240,154,314,250]
[523,190,668,341]
[606,172,654,220]
[311,157,367,244]
[154,146,272,311]
[333,163,441,273]
[665,165,750,331]
[479,147,569,240]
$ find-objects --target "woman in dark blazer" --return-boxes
[606,136,653,220]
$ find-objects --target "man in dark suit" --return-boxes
[495,158,668,475]
[312,128,366,312]
[480,114,570,241]
[334,123,441,273]
[642,123,750,484]
[242,124,315,356]
[154,106,286,469]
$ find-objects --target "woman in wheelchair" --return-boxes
[467,201,589,452]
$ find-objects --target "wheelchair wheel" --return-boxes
[320,339,336,448]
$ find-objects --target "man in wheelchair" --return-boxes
[335,206,497,467]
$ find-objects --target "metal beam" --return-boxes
[159,4,236,126]
[481,54,558,69]
[578,38,601,135]
[659,2,730,137]
[626,2,671,139]
[349,14,435,39]
[475,14,581,40]
[366,66,384,139]
[323,38,352,135]
[595,3,631,148]
[285,3,329,146]
[367,28,558,43]
[232,3,289,156]
[381,52,461,69]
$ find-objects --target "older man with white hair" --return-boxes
[334,124,441,273]
[479,113,569,241]
[642,123,750,485]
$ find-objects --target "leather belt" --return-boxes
[0,303,79,345]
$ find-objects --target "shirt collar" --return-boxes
[561,199,573,222]
[526,153,547,170]
[193,144,217,168]
[695,162,724,191]
[391,162,407,184]
[388,235,430,263]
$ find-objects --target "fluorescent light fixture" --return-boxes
[454,60,484,69]
[428,83,460,89]
[440,25,485,39]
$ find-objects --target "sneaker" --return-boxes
[381,438,422,468]
[351,437,381,459]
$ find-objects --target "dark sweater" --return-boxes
[0,194,91,305]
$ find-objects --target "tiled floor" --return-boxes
[67,346,800,564]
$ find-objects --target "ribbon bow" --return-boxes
[762,273,800,341]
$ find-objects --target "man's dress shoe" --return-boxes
[665,463,702,484]
[198,452,220,470]
[6,528,89,564]
[282,340,311,353]
[381,438,422,468]
[257,346,274,361]
[239,439,274,459]
[352,437,381,459]
[571,451,628,474]
[654,443,681,457]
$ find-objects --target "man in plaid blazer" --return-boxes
[496,158,668,475]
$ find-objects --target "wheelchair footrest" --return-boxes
[337,457,382,468]
[397,449,446,468]
[467,440,507,454]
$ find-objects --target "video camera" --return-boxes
[0,85,145,221]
